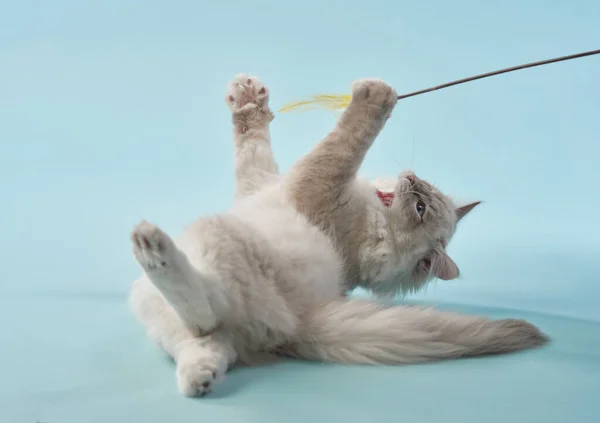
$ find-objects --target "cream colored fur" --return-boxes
[129,75,547,397]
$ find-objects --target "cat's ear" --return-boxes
[431,250,459,280]
[455,201,481,222]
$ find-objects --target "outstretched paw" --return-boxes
[131,220,178,273]
[226,74,270,112]
[226,74,274,132]
[350,79,397,118]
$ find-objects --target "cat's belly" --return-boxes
[230,188,345,305]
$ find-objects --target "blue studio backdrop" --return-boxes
[1,1,599,422]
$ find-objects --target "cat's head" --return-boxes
[364,170,479,296]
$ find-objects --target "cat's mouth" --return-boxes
[376,190,394,207]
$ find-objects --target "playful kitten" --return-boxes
[129,75,547,397]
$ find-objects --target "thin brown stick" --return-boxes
[397,49,600,100]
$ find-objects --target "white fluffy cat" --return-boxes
[129,75,547,397]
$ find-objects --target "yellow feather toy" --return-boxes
[278,94,352,113]
[277,49,600,114]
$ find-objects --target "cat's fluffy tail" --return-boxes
[286,299,548,364]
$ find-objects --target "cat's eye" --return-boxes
[416,200,426,217]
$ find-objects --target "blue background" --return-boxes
[1,1,599,422]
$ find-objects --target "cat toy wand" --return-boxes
[278,48,600,113]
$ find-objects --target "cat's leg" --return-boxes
[129,282,237,396]
[285,79,397,224]
[131,220,227,337]
[226,74,279,199]
[130,221,239,396]
[129,277,198,359]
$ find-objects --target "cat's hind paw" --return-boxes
[131,220,179,274]
[177,364,219,397]
[176,345,227,397]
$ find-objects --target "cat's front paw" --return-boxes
[350,79,397,117]
[131,220,178,273]
[226,74,271,112]
[226,74,274,132]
